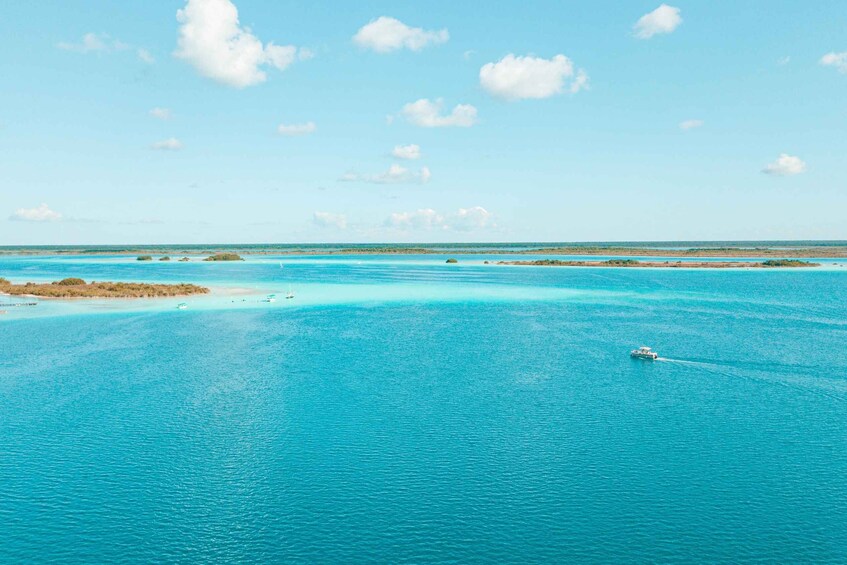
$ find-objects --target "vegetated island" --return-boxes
[203,253,244,261]
[497,259,820,269]
[0,277,209,298]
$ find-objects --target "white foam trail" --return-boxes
[655,357,847,403]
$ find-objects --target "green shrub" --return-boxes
[603,259,640,266]
[762,259,814,267]
[203,253,244,262]
[159,256,171,261]
[446,258,458,264]
[56,277,85,286]
[137,255,153,261]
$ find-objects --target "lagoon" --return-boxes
[2,253,847,562]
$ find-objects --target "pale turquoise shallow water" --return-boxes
[2,255,847,562]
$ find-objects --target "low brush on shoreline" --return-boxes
[0,277,209,298]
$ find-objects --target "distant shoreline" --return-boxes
[496,259,821,269]
[2,243,847,259]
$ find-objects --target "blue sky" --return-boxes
[1,0,845,244]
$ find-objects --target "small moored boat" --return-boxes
[263,294,277,303]
[630,346,658,360]
[177,303,188,310]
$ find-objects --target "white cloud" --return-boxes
[353,16,448,53]
[58,33,153,63]
[569,69,589,94]
[385,206,495,232]
[277,122,316,136]
[313,211,347,229]
[679,119,703,130]
[174,0,309,88]
[633,4,682,39]
[137,48,155,64]
[340,164,431,184]
[149,107,172,120]
[479,54,588,100]
[10,203,62,222]
[151,138,183,150]
[820,52,847,73]
[57,33,109,53]
[391,144,421,160]
[400,98,477,128]
[450,207,495,231]
[385,208,445,230]
[762,153,807,176]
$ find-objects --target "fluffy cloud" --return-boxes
[151,138,183,150]
[57,33,111,53]
[679,119,703,130]
[400,98,477,128]
[278,122,316,136]
[450,206,495,231]
[391,144,421,160]
[313,211,347,229]
[385,208,445,230]
[340,164,431,184]
[9,204,62,222]
[479,54,588,100]
[149,107,172,120]
[58,33,152,63]
[174,0,309,88]
[633,4,682,39]
[56,33,156,65]
[385,206,494,231]
[353,16,448,53]
[762,154,807,176]
[820,52,847,73]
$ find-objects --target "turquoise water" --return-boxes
[2,256,847,562]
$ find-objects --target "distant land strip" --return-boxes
[2,244,847,258]
[496,259,820,268]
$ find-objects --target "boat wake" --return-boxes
[653,357,847,403]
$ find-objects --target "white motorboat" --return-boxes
[630,346,658,360]
[177,303,188,310]
[263,294,277,303]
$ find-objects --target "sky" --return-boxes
[1,0,845,244]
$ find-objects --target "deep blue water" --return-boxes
[2,256,847,562]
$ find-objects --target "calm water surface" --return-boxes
[2,256,846,562]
